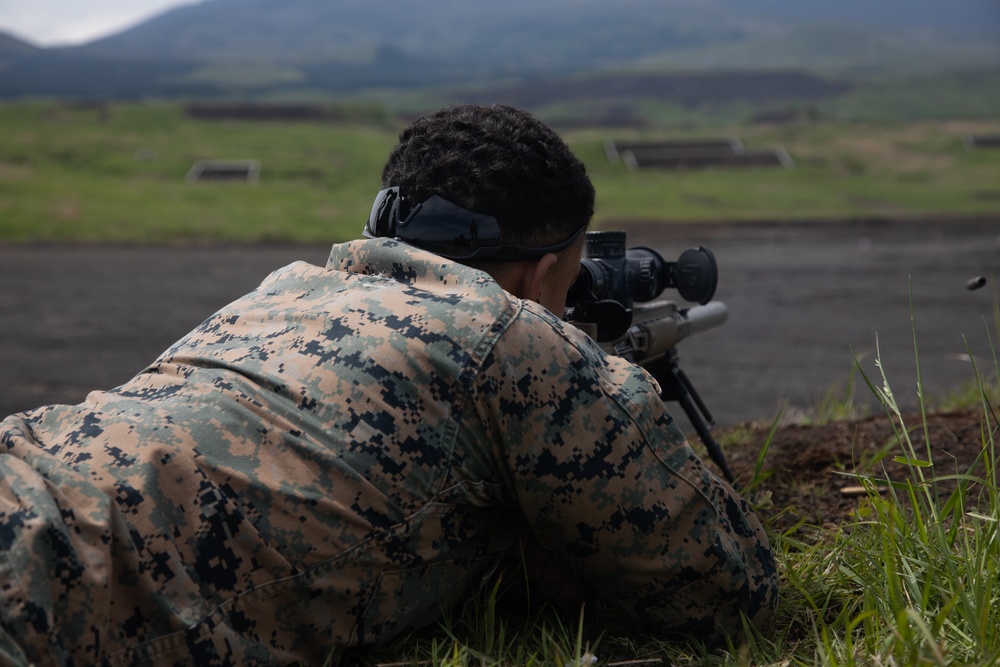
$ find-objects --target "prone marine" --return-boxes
[0,103,778,666]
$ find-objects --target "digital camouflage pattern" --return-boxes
[0,239,777,666]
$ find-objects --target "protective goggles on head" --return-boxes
[362,186,584,261]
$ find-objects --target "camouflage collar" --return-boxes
[326,238,495,288]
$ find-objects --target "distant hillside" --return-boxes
[73,0,998,63]
[632,23,1000,74]
[461,71,853,109]
[722,0,999,37]
[0,31,39,54]
[0,0,996,103]
[75,0,747,69]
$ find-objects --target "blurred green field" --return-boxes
[1,101,998,243]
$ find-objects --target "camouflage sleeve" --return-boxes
[470,300,778,643]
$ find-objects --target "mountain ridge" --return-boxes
[0,0,996,103]
[70,0,998,61]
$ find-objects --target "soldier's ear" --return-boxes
[516,253,559,304]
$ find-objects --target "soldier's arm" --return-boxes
[472,302,778,643]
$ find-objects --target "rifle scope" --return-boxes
[565,231,719,342]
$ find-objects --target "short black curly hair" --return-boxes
[381,104,595,249]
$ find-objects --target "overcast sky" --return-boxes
[0,0,196,46]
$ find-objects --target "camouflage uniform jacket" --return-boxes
[0,239,777,666]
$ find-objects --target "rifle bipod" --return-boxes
[645,350,736,484]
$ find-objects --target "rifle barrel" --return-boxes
[623,300,728,364]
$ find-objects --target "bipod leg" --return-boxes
[648,351,736,484]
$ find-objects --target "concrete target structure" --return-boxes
[606,138,793,171]
[186,159,261,183]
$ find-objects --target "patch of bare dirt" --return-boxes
[722,407,998,532]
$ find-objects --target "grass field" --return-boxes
[1,101,998,243]
[0,102,397,243]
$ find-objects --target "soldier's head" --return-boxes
[370,103,595,316]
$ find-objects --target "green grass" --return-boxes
[822,70,1000,123]
[580,117,1000,223]
[499,69,1000,132]
[1,101,998,244]
[0,101,397,242]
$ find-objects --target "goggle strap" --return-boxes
[363,186,583,261]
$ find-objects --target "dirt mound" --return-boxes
[722,407,997,532]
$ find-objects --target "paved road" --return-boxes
[3,218,998,428]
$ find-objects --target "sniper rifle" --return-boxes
[564,230,735,483]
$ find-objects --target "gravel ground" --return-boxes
[2,218,998,429]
